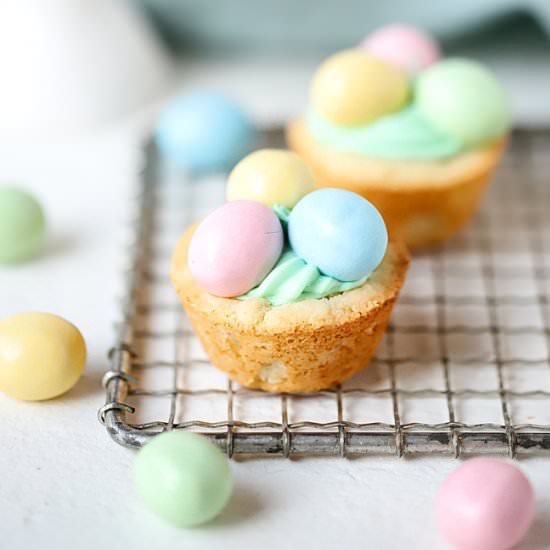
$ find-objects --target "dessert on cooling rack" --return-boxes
[171,149,409,393]
[287,24,510,249]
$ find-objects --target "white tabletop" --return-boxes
[1,61,550,550]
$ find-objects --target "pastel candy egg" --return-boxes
[417,58,510,147]
[0,312,86,401]
[155,92,255,171]
[0,186,46,263]
[226,149,315,209]
[134,431,232,527]
[188,200,283,297]
[288,188,388,282]
[436,458,535,550]
[310,49,410,127]
[361,23,440,73]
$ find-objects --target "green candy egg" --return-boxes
[0,186,46,263]
[416,58,510,147]
[134,431,232,527]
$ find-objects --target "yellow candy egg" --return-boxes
[310,49,410,126]
[226,149,315,209]
[0,312,86,401]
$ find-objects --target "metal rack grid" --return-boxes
[100,129,550,458]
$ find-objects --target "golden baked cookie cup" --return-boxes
[288,118,507,249]
[291,43,511,250]
[171,228,409,393]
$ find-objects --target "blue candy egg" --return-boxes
[288,188,388,281]
[155,92,255,172]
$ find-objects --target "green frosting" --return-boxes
[307,105,463,160]
[240,249,367,306]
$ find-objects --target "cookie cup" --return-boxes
[171,227,409,393]
[287,117,506,249]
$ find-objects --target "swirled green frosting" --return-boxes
[307,105,463,160]
[240,249,367,306]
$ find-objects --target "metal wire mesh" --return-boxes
[100,129,550,457]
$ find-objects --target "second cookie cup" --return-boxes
[288,117,507,249]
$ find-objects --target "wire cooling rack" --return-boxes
[100,129,550,458]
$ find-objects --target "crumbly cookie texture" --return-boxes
[287,117,506,249]
[171,227,409,393]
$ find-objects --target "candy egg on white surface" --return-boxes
[436,458,535,550]
[0,312,86,401]
[156,93,254,172]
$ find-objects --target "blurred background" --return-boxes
[1,0,550,140]
[145,0,550,126]
[143,0,550,60]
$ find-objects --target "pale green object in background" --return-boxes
[0,186,46,264]
[134,431,233,527]
[417,58,511,147]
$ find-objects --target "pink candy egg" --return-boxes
[361,23,440,73]
[188,200,283,297]
[436,458,535,550]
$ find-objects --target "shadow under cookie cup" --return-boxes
[171,227,410,393]
[287,117,507,250]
